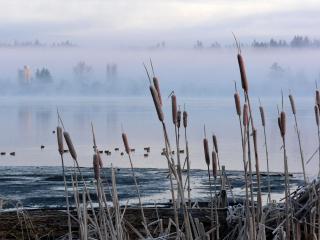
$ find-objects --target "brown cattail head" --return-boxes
[203,138,210,166]
[177,110,181,128]
[234,93,241,116]
[289,94,296,115]
[150,86,164,122]
[280,111,286,137]
[259,106,265,127]
[122,133,130,154]
[153,77,162,106]
[252,128,258,150]
[212,134,218,154]
[171,94,177,125]
[63,131,77,160]
[57,126,64,155]
[97,150,103,168]
[237,54,248,93]
[315,105,319,126]
[316,90,320,108]
[212,151,217,178]
[93,154,100,180]
[183,110,188,128]
[243,104,249,127]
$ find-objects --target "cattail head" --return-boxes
[183,110,188,128]
[252,128,258,150]
[212,151,217,178]
[63,131,77,160]
[122,133,130,154]
[315,105,319,126]
[171,94,177,125]
[203,138,210,166]
[212,134,218,154]
[289,94,296,115]
[316,90,320,108]
[150,85,164,122]
[177,110,181,128]
[57,126,64,155]
[243,104,249,127]
[97,151,103,168]
[237,54,248,93]
[280,111,286,137]
[93,154,100,180]
[234,93,241,116]
[153,77,162,106]
[259,106,265,127]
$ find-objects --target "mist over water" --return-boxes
[0,47,319,96]
[0,47,319,177]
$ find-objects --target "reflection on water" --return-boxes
[0,96,318,177]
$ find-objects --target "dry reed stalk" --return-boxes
[212,150,220,240]
[172,94,183,188]
[259,104,271,203]
[315,105,320,178]
[183,108,191,208]
[122,133,150,237]
[203,135,214,240]
[56,126,72,240]
[289,94,307,184]
[253,128,262,217]
[279,111,291,239]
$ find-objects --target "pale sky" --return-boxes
[0,0,319,46]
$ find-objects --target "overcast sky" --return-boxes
[0,0,319,47]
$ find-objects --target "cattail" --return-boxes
[63,132,77,160]
[315,105,319,126]
[243,104,249,127]
[203,138,210,166]
[259,106,265,127]
[212,151,218,178]
[234,93,241,116]
[237,54,248,93]
[280,111,286,137]
[278,116,282,134]
[212,134,218,154]
[57,126,64,155]
[316,90,320,108]
[93,154,100,180]
[183,110,188,128]
[177,110,181,128]
[253,128,258,150]
[289,94,296,115]
[122,133,130,154]
[171,94,177,125]
[150,86,164,122]
[97,151,103,168]
[153,77,162,106]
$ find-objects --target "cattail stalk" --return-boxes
[212,150,220,240]
[259,104,272,203]
[122,132,150,237]
[56,126,72,240]
[279,111,290,239]
[182,109,191,208]
[289,94,307,184]
[315,105,320,178]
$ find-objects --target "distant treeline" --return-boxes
[193,35,320,49]
[0,40,76,48]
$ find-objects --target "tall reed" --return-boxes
[289,94,307,184]
[259,103,272,203]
